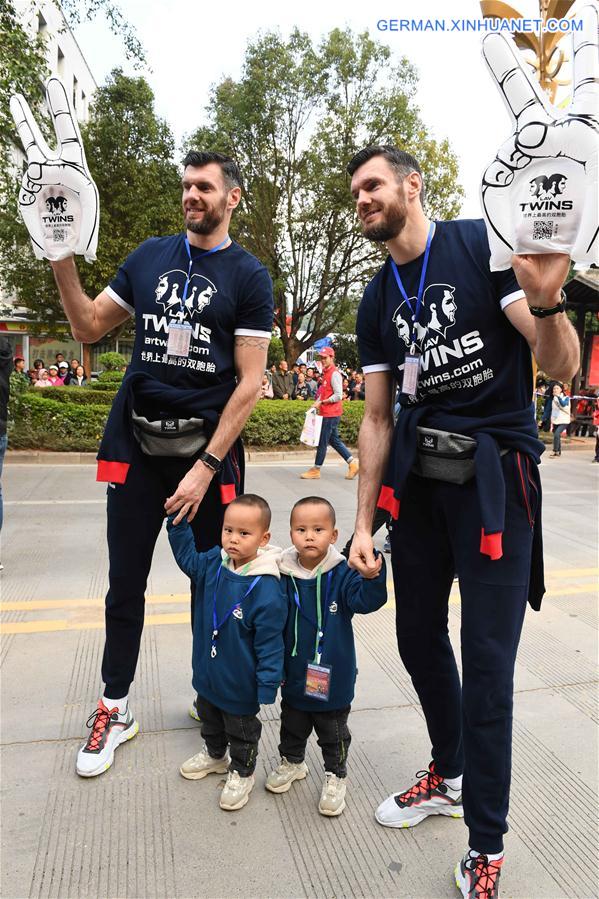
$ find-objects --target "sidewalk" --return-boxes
[1,454,597,898]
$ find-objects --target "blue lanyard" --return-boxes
[211,565,261,658]
[390,221,435,351]
[181,234,230,306]
[290,569,333,664]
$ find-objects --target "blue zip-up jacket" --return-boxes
[167,518,286,715]
[279,546,387,711]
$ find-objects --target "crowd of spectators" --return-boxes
[14,354,88,388]
[535,376,599,460]
[262,360,366,402]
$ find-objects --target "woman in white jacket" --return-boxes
[550,383,571,457]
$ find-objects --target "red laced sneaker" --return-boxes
[456,851,504,898]
[76,699,138,777]
[375,762,463,828]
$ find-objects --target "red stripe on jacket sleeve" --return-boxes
[377,485,400,519]
[96,461,130,483]
[480,529,503,560]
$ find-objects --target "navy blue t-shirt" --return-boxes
[106,235,273,412]
[356,219,534,416]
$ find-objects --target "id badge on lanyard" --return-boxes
[166,234,230,359]
[401,350,421,398]
[167,322,192,357]
[304,662,332,701]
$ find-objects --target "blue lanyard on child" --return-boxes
[389,221,435,354]
[289,568,333,664]
[211,565,261,658]
[181,234,230,308]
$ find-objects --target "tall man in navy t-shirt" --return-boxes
[347,147,579,899]
[47,151,273,778]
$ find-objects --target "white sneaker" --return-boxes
[180,746,230,780]
[318,773,347,816]
[375,764,463,828]
[219,770,255,810]
[266,757,309,793]
[76,699,138,777]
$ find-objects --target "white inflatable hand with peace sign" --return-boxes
[481,4,598,271]
[10,77,99,263]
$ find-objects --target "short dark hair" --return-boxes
[347,145,425,204]
[226,493,271,529]
[291,496,336,527]
[182,150,243,191]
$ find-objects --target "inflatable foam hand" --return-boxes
[481,4,598,271]
[10,77,99,263]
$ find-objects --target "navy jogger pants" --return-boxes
[102,441,241,698]
[390,451,540,854]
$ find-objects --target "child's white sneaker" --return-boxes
[219,770,255,810]
[318,772,347,816]
[179,746,230,780]
[266,757,309,793]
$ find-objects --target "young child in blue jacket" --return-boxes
[266,496,387,816]
[167,494,286,812]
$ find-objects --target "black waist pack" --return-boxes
[412,426,477,485]
[132,411,210,457]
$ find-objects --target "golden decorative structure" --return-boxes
[480,0,576,102]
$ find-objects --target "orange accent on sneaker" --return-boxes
[85,700,118,752]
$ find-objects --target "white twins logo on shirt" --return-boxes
[154,270,217,322]
[392,283,457,353]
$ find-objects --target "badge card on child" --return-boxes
[304,662,332,702]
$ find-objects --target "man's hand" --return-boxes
[164,462,214,525]
[511,252,570,308]
[10,77,99,263]
[348,531,381,578]
[481,4,598,271]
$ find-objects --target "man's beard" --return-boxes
[185,194,228,235]
[361,198,407,242]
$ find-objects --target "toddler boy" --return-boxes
[168,494,286,811]
[266,496,386,815]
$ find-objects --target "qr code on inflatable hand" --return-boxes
[532,221,554,241]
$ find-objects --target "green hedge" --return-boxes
[243,400,363,446]
[9,392,109,451]
[9,394,364,451]
[34,386,117,406]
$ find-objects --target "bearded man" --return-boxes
[48,150,273,777]
[347,145,578,898]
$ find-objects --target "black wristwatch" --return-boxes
[528,289,567,318]
[199,450,223,473]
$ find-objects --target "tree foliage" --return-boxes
[187,28,464,363]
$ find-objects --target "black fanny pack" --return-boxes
[412,427,477,485]
[412,427,509,485]
[132,411,210,457]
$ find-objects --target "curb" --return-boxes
[4,439,595,465]
[4,448,328,465]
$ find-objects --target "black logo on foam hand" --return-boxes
[520,174,572,212]
[45,196,67,213]
[154,271,217,321]
[528,174,567,199]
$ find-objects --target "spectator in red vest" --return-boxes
[301,347,359,480]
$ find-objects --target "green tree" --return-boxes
[0,69,182,331]
[188,28,463,363]
[332,334,360,372]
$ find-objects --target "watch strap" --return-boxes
[529,289,567,318]
[199,450,223,473]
